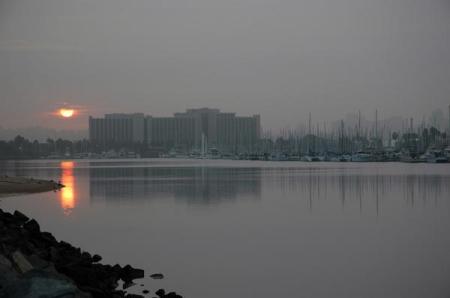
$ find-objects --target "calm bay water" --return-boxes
[1,159,450,298]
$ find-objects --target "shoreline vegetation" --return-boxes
[0,179,183,298]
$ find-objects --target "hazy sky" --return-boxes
[1,0,449,131]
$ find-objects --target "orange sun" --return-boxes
[59,108,75,118]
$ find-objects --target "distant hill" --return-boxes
[0,126,88,141]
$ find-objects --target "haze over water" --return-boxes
[1,160,450,297]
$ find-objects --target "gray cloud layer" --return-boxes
[1,0,449,131]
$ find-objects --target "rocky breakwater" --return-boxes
[0,208,182,298]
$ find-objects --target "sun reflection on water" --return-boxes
[60,161,76,215]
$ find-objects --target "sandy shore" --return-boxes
[0,176,63,194]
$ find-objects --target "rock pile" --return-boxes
[0,208,182,298]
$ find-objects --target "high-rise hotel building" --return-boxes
[89,108,261,153]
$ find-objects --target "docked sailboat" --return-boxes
[351,151,373,162]
[421,150,449,163]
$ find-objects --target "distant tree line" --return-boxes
[0,136,152,159]
[0,136,90,160]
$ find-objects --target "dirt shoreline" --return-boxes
[0,176,64,194]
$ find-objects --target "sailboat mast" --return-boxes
[341,120,345,154]
[358,110,361,139]
[308,112,311,154]
[375,109,378,140]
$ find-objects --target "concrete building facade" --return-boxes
[89,113,145,146]
[89,108,261,153]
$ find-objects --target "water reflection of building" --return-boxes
[89,167,262,204]
[265,169,450,214]
[60,161,76,215]
[87,164,450,212]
